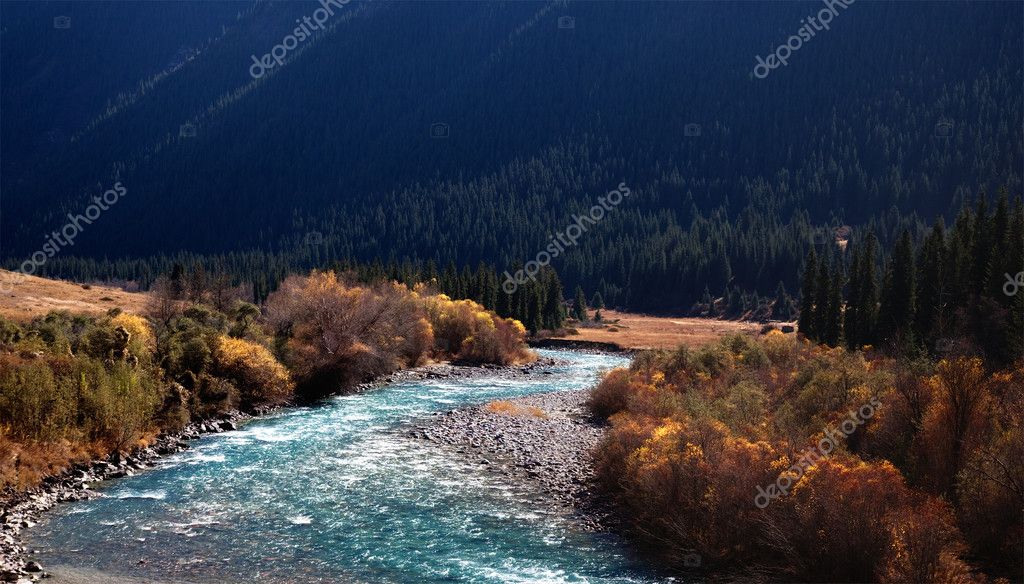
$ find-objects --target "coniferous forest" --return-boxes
[2,1,1021,316]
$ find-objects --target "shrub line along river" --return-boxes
[28,350,670,584]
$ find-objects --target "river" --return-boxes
[27,350,667,584]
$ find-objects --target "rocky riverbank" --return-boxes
[0,357,563,582]
[0,411,247,583]
[408,387,611,527]
[356,356,564,390]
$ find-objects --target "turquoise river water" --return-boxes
[28,350,670,584]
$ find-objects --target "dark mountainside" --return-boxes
[2,1,1021,311]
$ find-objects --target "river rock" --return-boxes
[409,387,612,522]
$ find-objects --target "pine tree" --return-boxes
[987,190,1011,301]
[823,262,844,346]
[542,268,565,331]
[915,220,946,345]
[798,249,818,339]
[845,245,863,348]
[970,194,993,293]
[572,286,588,322]
[813,251,832,340]
[878,230,916,347]
[772,281,790,320]
[855,232,879,347]
[526,286,543,335]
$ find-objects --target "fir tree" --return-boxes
[878,230,917,347]
[798,249,818,339]
[572,286,588,322]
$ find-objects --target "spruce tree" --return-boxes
[798,249,818,339]
[813,251,832,340]
[824,262,844,346]
[878,230,917,347]
[845,246,863,349]
[572,286,588,322]
[772,281,790,320]
[855,232,879,347]
[526,286,543,335]
[542,269,565,331]
[915,220,946,345]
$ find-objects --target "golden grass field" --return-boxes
[0,269,149,322]
[551,309,764,351]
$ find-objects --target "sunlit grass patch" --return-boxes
[484,400,548,418]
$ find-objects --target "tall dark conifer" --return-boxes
[915,220,947,344]
[878,230,916,347]
[798,249,818,339]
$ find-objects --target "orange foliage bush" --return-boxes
[590,333,1010,580]
[588,367,634,418]
[266,272,433,394]
[483,400,547,418]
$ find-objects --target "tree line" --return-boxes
[799,190,1024,367]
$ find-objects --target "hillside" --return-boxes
[0,270,148,321]
[1,1,1021,312]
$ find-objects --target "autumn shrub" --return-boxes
[75,359,160,449]
[192,373,239,418]
[110,312,156,360]
[0,348,160,450]
[590,334,992,580]
[483,400,547,418]
[421,292,534,365]
[0,354,71,441]
[588,367,634,418]
[267,272,433,395]
[954,366,1024,579]
[918,357,990,494]
[212,335,293,410]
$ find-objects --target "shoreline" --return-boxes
[0,411,248,583]
[408,387,615,530]
[0,355,565,582]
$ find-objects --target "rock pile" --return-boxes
[410,389,611,526]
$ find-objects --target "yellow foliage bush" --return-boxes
[422,294,533,365]
[110,312,155,360]
[212,336,293,409]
